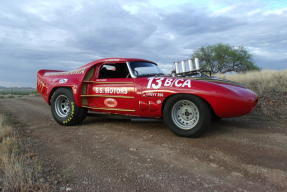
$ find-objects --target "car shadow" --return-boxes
[81,112,272,138]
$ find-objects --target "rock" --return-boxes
[210,163,219,168]
[231,172,243,177]
[39,178,45,183]
[129,148,137,151]
[26,130,32,134]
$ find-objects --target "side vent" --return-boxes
[81,67,95,105]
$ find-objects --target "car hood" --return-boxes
[186,76,246,88]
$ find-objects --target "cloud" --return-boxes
[0,0,286,87]
[162,8,244,35]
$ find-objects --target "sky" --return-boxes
[0,0,287,87]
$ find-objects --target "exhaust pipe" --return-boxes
[173,58,200,75]
[188,59,193,71]
[181,60,186,73]
[195,58,199,70]
[175,62,179,74]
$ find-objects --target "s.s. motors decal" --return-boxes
[94,87,128,94]
[147,78,191,89]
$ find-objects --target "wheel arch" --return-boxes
[48,86,73,105]
[161,93,215,116]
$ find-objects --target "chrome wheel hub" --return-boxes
[171,100,200,130]
[55,95,71,118]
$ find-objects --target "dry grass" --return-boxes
[217,70,287,119]
[217,70,287,94]
[0,114,50,191]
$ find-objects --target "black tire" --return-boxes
[163,94,211,137]
[50,88,87,126]
[212,114,222,121]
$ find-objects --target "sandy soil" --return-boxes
[0,96,286,192]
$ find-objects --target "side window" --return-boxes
[99,63,130,79]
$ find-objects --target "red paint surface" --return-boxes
[37,58,258,118]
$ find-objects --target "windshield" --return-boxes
[129,62,164,77]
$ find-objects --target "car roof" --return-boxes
[80,58,156,69]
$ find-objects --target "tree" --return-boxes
[192,44,260,74]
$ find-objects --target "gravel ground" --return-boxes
[0,96,286,192]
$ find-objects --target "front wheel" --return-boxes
[51,88,87,126]
[163,94,211,137]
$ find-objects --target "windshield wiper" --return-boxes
[154,73,165,77]
[137,73,165,77]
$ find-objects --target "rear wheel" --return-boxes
[163,94,211,137]
[51,88,87,126]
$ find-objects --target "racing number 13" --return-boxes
[147,77,192,89]
[147,77,164,89]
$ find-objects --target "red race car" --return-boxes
[37,58,258,137]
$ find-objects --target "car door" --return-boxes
[83,62,138,115]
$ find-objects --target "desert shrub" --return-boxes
[0,89,37,96]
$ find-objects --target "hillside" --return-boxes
[0,86,36,96]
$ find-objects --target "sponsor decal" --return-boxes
[156,100,162,104]
[144,92,164,97]
[63,102,75,124]
[37,79,47,92]
[147,78,192,89]
[142,90,176,98]
[59,79,68,84]
[94,87,128,94]
[104,98,118,108]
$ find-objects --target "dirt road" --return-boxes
[0,96,286,191]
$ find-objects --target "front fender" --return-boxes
[192,81,258,118]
